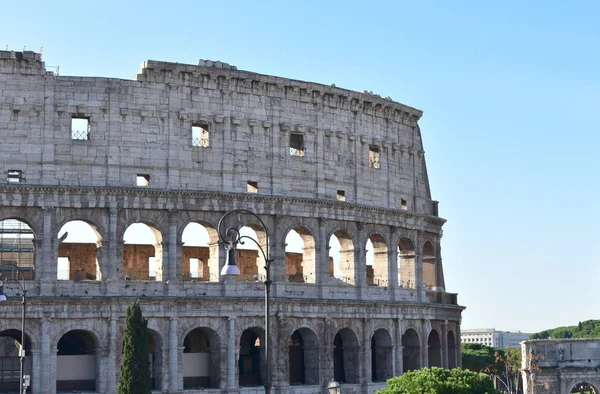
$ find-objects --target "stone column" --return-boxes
[422,321,430,368]
[441,321,448,368]
[355,222,366,298]
[30,349,40,394]
[106,317,118,392]
[169,317,179,392]
[415,230,425,301]
[362,318,371,384]
[322,318,333,385]
[389,228,399,300]
[38,317,51,393]
[316,219,329,296]
[435,234,446,290]
[167,209,179,284]
[395,318,403,376]
[39,207,53,295]
[270,216,286,286]
[226,316,237,389]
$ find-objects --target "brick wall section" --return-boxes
[58,243,98,280]
[182,246,210,280]
[285,252,304,283]
[122,244,155,280]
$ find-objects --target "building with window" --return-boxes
[0,50,462,394]
[461,328,532,349]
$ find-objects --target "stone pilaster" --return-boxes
[226,316,237,389]
[169,317,179,392]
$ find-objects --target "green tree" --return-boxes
[118,300,151,394]
[494,347,522,394]
[461,343,496,373]
[377,367,502,394]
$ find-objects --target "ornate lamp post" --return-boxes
[327,379,342,394]
[218,209,273,394]
[0,263,28,394]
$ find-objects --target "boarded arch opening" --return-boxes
[0,330,32,393]
[289,328,319,385]
[398,237,415,289]
[56,330,97,392]
[182,222,219,282]
[123,223,163,281]
[402,329,420,372]
[238,328,265,387]
[0,219,35,279]
[57,220,102,281]
[371,329,393,382]
[366,234,388,287]
[428,329,442,367]
[183,327,221,389]
[329,231,355,285]
[333,328,359,384]
[285,227,316,284]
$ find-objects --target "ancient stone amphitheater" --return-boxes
[0,50,462,393]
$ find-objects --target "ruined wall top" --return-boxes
[0,50,47,75]
[136,58,424,121]
[522,339,600,370]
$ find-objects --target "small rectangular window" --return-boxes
[192,123,209,147]
[289,133,305,156]
[337,190,346,201]
[401,199,408,210]
[136,174,150,187]
[369,146,380,169]
[71,117,90,140]
[7,170,23,183]
[247,181,258,193]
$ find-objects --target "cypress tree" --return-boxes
[118,300,151,394]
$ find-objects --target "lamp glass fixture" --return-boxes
[220,247,241,276]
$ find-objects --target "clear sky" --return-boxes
[2,0,599,333]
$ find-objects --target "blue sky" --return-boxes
[2,1,599,332]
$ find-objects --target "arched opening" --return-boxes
[56,330,97,392]
[333,328,359,384]
[147,329,163,391]
[123,223,163,281]
[0,330,32,393]
[428,329,442,367]
[571,383,598,394]
[57,220,102,280]
[422,241,436,289]
[238,328,265,387]
[234,226,268,282]
[366,234,388,287]
[0,219,35,279]
[183,327,221,389]
[285,227,316,283]
[329,231,355,284]
[402,329,420,372]
[288,328,319,385]
[371,329,393,382]
[398,237,415,288]
[181,222,219,282]
[447,331,457,369]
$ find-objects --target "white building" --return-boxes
[461,329,531,349]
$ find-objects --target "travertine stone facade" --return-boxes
[522,339,600,394]
[0,50,462,394]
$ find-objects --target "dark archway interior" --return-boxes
[239,328,264,387]
[402,329,420,372]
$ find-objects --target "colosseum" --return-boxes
[0,50,463,394]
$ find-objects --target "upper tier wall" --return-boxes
[0,51,437,215]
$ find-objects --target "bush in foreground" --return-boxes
[377,367,502,394]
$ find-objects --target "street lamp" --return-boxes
[327,379,342,394]
[218,209,273,394]
[0,263,28,394]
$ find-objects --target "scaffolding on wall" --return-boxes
[0,220,35,280]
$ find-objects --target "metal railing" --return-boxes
[71,129,90,140]
[191,135,209,147]
[289,147,305,157]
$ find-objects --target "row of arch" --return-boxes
[0,217,441,290]
[0,325,457,391]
